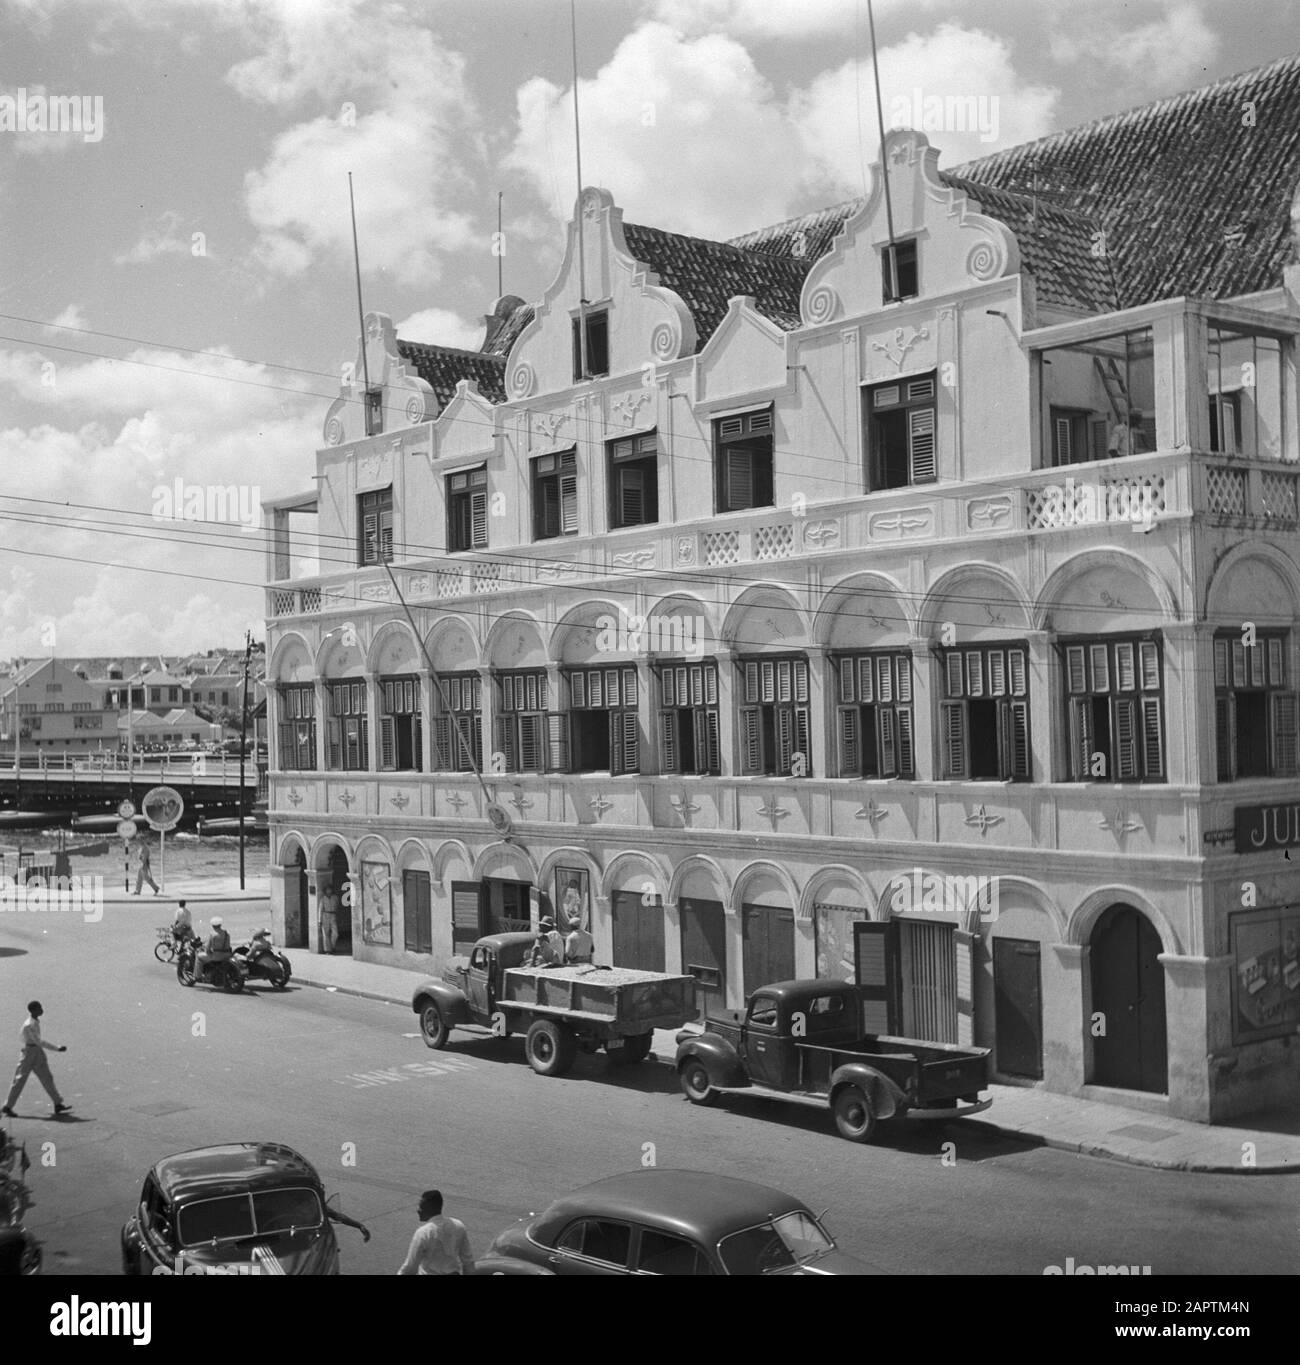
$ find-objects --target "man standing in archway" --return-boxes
[320,883,340,954]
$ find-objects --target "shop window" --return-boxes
[657,660,720,775]
[865,374,936,490]
[834,652,914,778]
[1063,638,1164,782]
[1214,634,1297,780]
[938,646,1030,781]
[737,656,810,777]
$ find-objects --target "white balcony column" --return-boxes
[636,657,659,777]
[545,664,564,761]
[907,636,936,781]
[313,678,329,771]
[714,649,736,774]
[264,687,278,770]
[476,667,495,775]
[806,645,830,779]
[1162,622,1214,786]
[1023,630,1056,782]
[363,671,380,770]
[663,899,683,974]
[419,669,436,773]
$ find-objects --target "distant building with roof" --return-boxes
[0,657,117,753]
[263,57,1300,1123]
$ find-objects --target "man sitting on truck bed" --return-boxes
[529,919,564,968]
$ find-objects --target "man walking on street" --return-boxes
[133,836,159,895]
[2,1002,72,1118]
[397,1190,474,1275]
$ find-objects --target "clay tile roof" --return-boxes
[395,340,508,414]
[727,199,862,265]
[621,220,810,346]
[950,53,1300,307]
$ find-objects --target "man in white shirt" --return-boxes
[397,1190,474,1275]
[2,1001,71,1117]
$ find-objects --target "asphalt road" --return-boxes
[2,896,1296,1276]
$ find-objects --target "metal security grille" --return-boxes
[899,919,957,1044]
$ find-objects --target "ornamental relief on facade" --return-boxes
[868,506,935,540]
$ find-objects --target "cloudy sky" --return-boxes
[0,0,1295,656]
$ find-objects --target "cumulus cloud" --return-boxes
[509,22,807,241]
[393,308,483,350]
[1048,1,1219,87]
[114,210,201,266]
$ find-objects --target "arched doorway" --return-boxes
[282,844,308,949]
[1089,904,1167,1092]
[324,845,353,957]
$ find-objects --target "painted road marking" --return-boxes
[333,1057,477,1089]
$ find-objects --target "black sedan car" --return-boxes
[121,1143,368,1276]
[487,1170,874,1275]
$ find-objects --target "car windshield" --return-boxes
[718,1212,834,1275]
[177,1188,323,1247]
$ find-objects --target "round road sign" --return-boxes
[116,819,139,842]
[117,799,136,819]
[142,786,184,832]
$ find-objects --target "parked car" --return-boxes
[120,1143,368,1276]
[486,1169,874,1275]
[412,932,695,1076]
[676,978,991,1142]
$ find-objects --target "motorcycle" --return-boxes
[176,939,247,993]
[233,939,292,990]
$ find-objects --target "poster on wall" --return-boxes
[361,861,393,946]
[1230,907,1300,1043]
[553,867,590,934]
[814,904,863,982]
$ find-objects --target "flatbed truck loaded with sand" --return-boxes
[410,931,697,1076]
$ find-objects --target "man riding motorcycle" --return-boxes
[194,917,232,981]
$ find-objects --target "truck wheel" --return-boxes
[525,1019,576,1077]
[832,1085,877,1143]
[609,1031,653,1065]
[679,1059,718,1106]
[419,1002,449,1049]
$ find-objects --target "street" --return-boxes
[1,896,1295,1277]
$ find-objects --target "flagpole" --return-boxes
[570,0,588,381]
[865,0,900,295]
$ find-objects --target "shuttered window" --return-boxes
[882,238,918,302]
[714,410,774,513]
[378,675,423,773]
[277,685,316,771]
[1063,636,1164,782]
[432,672,482,773]
[608,431,659,529]
[1213,632,1296,780]
[494,671,552,773]
[834,652,914,778]
[447,466,488,551]
[736,655,810,777]
[566,666,640,775]
[656,660,720,775]
[358,487,393,566]
[532,450,578,540]
[865,374,937,490]
[937,645,1030,781]
[325,681,369,771]
[572,309,609,381]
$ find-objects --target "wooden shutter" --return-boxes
[1272,692,1298,776]
[895,657,912,704]
[470,491,488,548]
[1215,696,1234,781]
[837,706,859,776]
[1066,646,1087,694]
[545,712,569,772]
[611,711,638,775]
[940,701,966,777]
[879,707,897,776]
[559,468,578,534]
[403,871,420,952]
[432,715,452,770]
[540,476,559,537]
[908,406,936,482]
[619,468,644,525]
[361,510,378,563]
[1267,637,1284,686]
[695,709,720,774]
[775,707,794,774]
[1089,644,1110,692]
[515,713,540,771]
[1006,700,1030,779]
[726,448,753,510]
[277,723,294,767]
[1139,640,1160,691]
[493,715,518,772]
[1141,696,1163,778]
[1008,649,1027,695]
[1115,642,1136,691]
[1213,638,1229,689]
[794,707,810,775]
[1054,416,1072,464]
[1231,640,1246,688]
[379,714,395,771]
[1114,698,1138,779]
[855,921,896,1035]
[326,718,341,769]
[896,708,914,776]
[739,707,762,774]
[945,652,963,698]
[658,710,678,773]
[1069,697,1092,780]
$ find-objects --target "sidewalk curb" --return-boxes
[102,893,271,905]
[962,1116,1298,1175]
[292,975,407,1007]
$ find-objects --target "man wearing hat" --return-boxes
[2,1001,72,1118]
[195,917,233,981]
[528,918,564,967]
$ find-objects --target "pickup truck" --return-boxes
[412,932,696,1077]
[675,978,991,1143]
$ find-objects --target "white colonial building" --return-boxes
[264,58,1300,1122]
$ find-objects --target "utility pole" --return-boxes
[238,630,251,891]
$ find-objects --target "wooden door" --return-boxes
[993,938,1042,1078]
[1090,905,1167,1093]
[680,898,726,1019]
[741,904,795,998]
[610,890,666,973]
